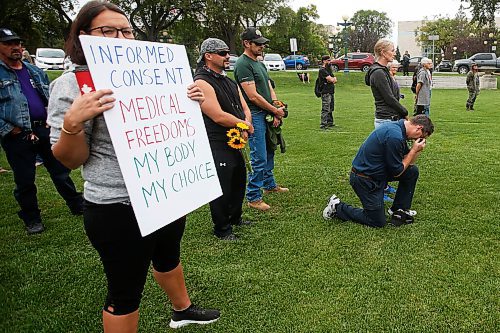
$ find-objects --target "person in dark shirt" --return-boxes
[365,39,408,128]
[0,28,83,235]
[323,115,434,227]
[234,27,288,212]
[194,38,254,241]
[402,51,410,76]
[318,55,337,129]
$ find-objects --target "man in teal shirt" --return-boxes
[234,27,288,211]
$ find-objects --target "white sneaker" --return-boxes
[388,208,417,217]
[323,195,341,220]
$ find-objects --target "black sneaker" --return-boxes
[169,304,220,329]
[26,221,45,235]
[390,209,414,227]
[217,233,239,241]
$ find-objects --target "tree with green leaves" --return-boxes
[416,16,469,57]
[415,14,493,60]
[348,10,392,53]
[461,0,500,27]
[263,5,326,58]
[197,0,284,54]
[111,0,202,41]
[0,0,76,51]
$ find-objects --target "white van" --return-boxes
[34,48,65,70]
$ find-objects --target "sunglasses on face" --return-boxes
[252,41,266,47]
[213,50,230,57]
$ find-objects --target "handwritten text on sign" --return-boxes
[80,36,221,236]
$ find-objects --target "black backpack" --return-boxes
[314,76,322,97]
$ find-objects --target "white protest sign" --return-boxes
[79,35,222,236]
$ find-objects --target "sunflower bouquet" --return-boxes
[227,122,252,173]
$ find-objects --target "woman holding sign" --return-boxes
[47,1,219,331]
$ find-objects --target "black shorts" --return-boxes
[83,200,186,314]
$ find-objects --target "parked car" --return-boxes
[34,48,65,70]
[435,59,452,72]
[403,56,423,73]
[329,52,374,72]
[282,55,310,70]
[263,53,285,71]
[227,54,238,71]
[452,53,500,74]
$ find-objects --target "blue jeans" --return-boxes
[374,118,396,129]
[336,165,419,227]
[246,110,276,202]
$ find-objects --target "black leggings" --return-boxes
[83,201,186,315]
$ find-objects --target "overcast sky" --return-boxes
[289,0,469,42]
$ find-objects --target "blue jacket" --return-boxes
[352,120,409,180]
[0,60,50,137]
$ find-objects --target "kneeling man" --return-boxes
[323,115,434,227]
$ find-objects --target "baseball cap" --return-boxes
[241,27,269,44]
[197,38,230,63]
[0,28,23,42]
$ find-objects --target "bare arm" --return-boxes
[239,81,285,118]
[196,79,253,130]
[268,80,277,101]
[239,87,253,134]
[415,82,422,98]
[325,75,337,84]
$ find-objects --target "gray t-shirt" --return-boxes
[47,72,129,204]
[416,69,432,106]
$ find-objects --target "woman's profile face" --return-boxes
[86,9,134,40]
[383,45,395,62]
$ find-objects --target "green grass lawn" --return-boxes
[1,72,499,332]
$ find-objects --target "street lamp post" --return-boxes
[483,32,498,53]
[337,15,353,74]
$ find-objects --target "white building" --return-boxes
[397,17,500,57]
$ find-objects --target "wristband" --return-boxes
[61,125,83,135]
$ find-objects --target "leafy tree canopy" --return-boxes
[461,0,500,27]
[263,5,326,59]
[0,0,76,52]
[348,10,392,53]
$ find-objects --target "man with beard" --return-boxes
[0,28,82,234]
[234,27,288,212]
[194,38,254,240]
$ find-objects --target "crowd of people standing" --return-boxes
[1,0,488,331]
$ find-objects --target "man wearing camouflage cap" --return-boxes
[194,38,254,240]
[234,27,288,212]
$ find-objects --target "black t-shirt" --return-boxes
[318,66,335,94]
[194,67,245,142]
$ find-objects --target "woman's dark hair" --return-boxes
[65,0,127,65]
